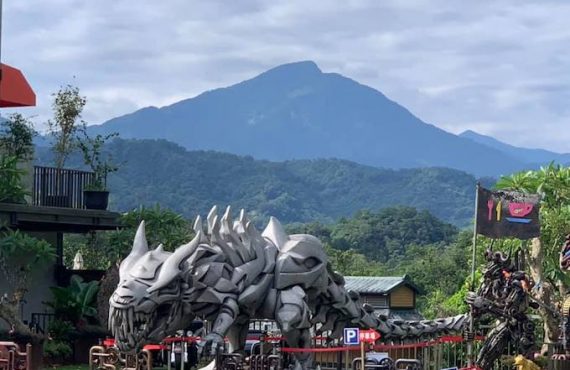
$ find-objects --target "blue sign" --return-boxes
[344,328,360,345]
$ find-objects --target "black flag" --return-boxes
[476,186,541,239]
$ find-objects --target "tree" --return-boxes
[47,84,86,169]
[64,205,195,270]
[0,114,36,203]
[76,127,119,190]
[0,229,55,340]
[496,164,570,348]
[0,113,36,160]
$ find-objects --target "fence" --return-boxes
[29,312,55,335]
[32,166,95,209]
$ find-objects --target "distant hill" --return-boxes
[88,61,530,177]
[35,138,478,226]
[460,130,570,165]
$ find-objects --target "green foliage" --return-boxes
[35,139,478,226]
[76,126,119,190]
[46,275,99,326]
[0,155,28,203]
[330,207,458,262]
[326,247,388,276]
[47,84,87,169]
[419,271,478,319]
[64,205,194,269]
[497,164,570,288]
[47,319,74,341]
[0,229,56,292]
[0,113,36,160]
[0,114,35,203]
[43,340,73,364]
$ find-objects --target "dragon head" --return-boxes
[109,221,200,352]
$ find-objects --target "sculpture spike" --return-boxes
[262,216,288,249]
[193,215,203,233]
[239,209,247,223]
[133,221,149,252]
[155,244,164,253]
[211,214,244,266]
[220,206,233,236]
[119,221,149,280]
[207,205,218,234]
[222,206,252,261]
[147,232,202,292]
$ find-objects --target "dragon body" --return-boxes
[110,206,466,370]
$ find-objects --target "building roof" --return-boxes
[344,275,422,294]
[0,63,36,107]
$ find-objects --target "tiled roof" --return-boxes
[344,275,421,294]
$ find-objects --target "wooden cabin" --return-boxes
[344,275,423,320]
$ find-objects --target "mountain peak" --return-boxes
[260,60,322,78]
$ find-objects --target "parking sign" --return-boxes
[344,328,360,345]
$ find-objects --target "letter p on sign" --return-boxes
[344,328,360,345]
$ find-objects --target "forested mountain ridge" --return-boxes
[88,61,530,177]
[35,138,478,226]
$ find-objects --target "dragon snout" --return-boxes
[109,305,156,353]
[111,292,135,306]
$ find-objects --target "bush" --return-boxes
[47,319,74,341]
[46,275,99,327]
[0,155,28,203]
[43,340,73,365]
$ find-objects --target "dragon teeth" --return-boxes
[128,308,134,333]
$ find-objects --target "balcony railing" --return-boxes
[32,166,95,209]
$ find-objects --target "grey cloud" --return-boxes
[1,0,569,152]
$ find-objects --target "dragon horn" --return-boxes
[147,231,202,293]
[119,221,149,280]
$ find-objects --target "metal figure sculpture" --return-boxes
[109,206,466,370]
[560,234,570,355]
[466,249,538,369]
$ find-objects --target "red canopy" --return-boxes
[0,63,36,107]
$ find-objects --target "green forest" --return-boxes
[36,138,482,226]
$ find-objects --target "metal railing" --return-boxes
[29,312,55,334]
[32,165,95,209]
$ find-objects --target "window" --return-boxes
[365,295,388,308]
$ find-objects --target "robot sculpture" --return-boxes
[466,249,537,369]
[559,234,570,355]
[109,206,466,370]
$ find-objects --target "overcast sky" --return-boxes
[2,0,569,152]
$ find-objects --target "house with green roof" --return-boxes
[344,275,423,320]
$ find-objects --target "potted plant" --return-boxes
[76,127,119,210]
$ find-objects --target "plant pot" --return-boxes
[84,190,109,210]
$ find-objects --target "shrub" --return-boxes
[43,340,73,365]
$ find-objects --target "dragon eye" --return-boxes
[304,257,320,268]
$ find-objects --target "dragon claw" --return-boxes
[200,332,225,357]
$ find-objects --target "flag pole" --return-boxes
[467,182,480,366]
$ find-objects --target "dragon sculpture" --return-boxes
[109,206,466,370]
[466,249,537,369]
